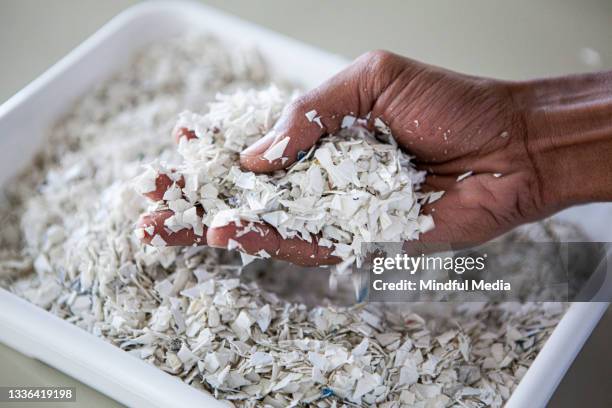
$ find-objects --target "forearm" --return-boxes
[510,71,612,210]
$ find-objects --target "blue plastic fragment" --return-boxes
[321,387,334,397]
[357,285,368,303]
[297,150,307,161]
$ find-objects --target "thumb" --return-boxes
[240,50,406,173]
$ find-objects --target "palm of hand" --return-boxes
[370,60,544,244]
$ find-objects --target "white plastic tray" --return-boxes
[0,2,609,407]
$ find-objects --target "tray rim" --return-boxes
[0,2,608,407]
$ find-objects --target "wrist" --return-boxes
[508,72,612,212]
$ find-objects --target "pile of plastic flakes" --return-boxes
[0,34,567,408]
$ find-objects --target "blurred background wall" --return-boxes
[1,0,611,102]
[0,1,610,407]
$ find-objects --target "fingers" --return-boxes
[240,50,410,173]
[142,125,194,201]
[206,221,340,267]
[139,125,202,246]
[143,172,185,201]
[137,209,207,246]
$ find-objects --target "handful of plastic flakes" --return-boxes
[136,86,439,273]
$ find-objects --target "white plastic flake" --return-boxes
[428,190,445,204]
[263,136,290,162]
[341,115,356,129]
[249,351,274,367]
[135,166,158,194]
[305,110,318,122]
[457,171,474,182]
[374,117,391,135]
[150,235,167,247]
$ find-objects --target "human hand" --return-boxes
[205,51,552,254]
[139,50,612,264]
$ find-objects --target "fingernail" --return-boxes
[241,130,277,157]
